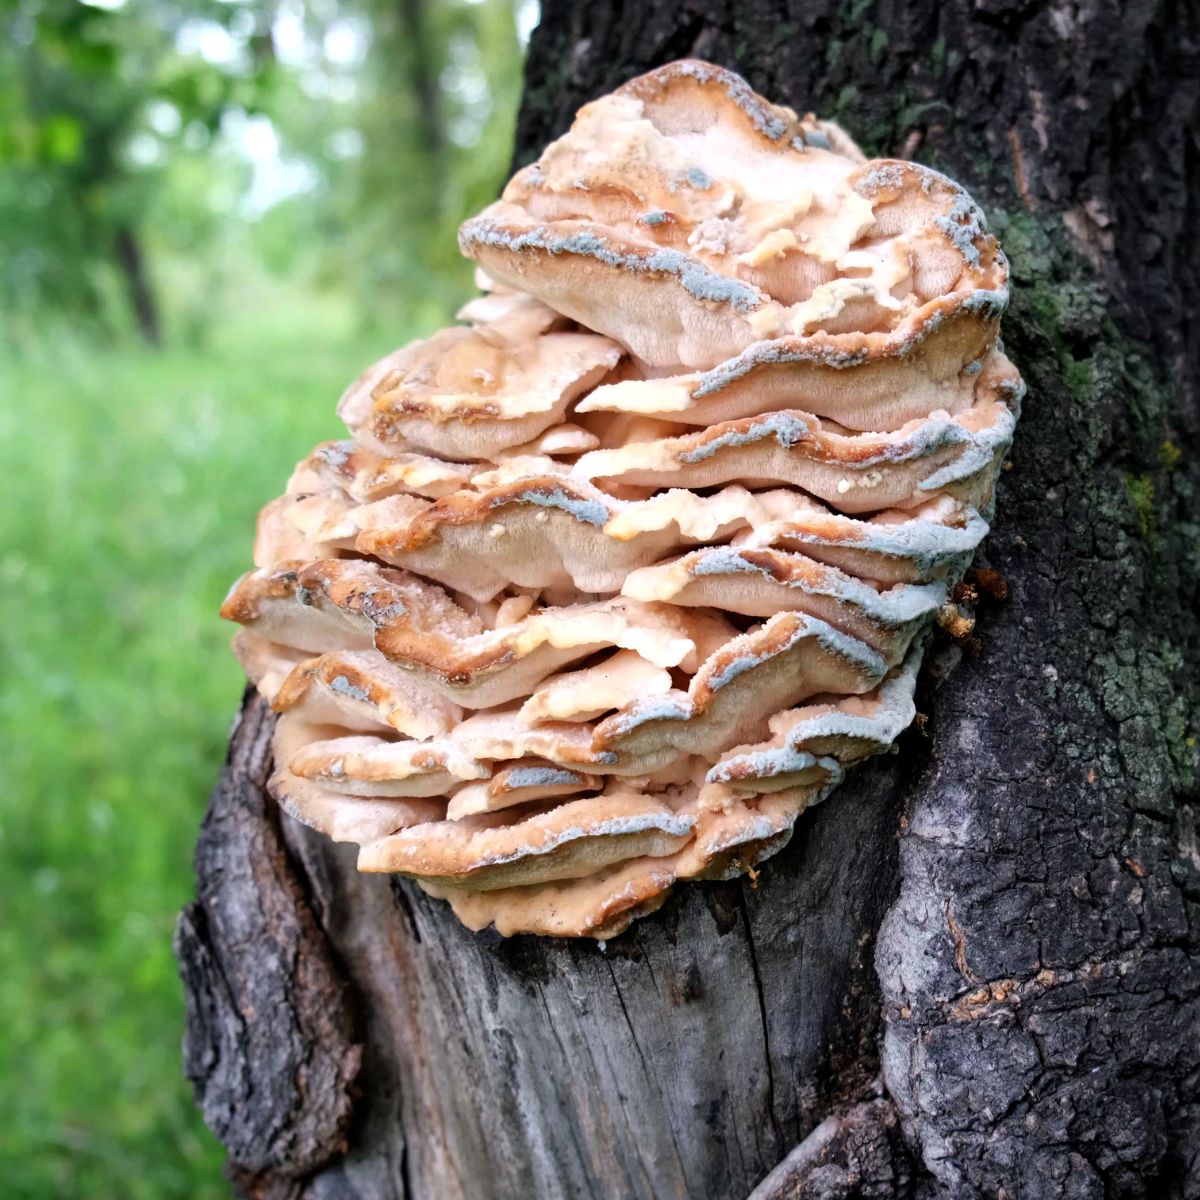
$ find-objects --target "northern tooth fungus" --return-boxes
[222,61,1022,938]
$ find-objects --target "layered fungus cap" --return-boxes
[222,61,1022,937]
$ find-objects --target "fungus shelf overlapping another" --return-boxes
[221,60,1022,938]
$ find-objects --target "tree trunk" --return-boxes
[399,0,443,165]
[114,225,161,347]
[175,2,1200,1197]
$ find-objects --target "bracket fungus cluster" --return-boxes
[222,61,1022,938]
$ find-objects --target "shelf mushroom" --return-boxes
[220,60,1022,937]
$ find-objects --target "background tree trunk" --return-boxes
[175,1,1200,1196]
[114,225,161,347]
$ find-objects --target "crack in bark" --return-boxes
[738,886,785,1158]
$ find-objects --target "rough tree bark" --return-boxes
[175,2,1200,1196]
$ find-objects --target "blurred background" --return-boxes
[0,1,533,1194]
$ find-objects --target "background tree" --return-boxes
[0,0,271,344]
[345,0,526,327]
[0,0,526,346]
[175,0,1200,1196]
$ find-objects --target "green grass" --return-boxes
[0,291,408,1198]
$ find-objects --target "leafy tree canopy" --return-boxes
[0,0,530,345]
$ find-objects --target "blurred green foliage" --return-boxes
[0,0,530,1194]
[0,294,397,1198]
[1,0,529,344]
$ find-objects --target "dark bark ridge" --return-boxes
[177,2,1200,1197]
[174,696,361,1195]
